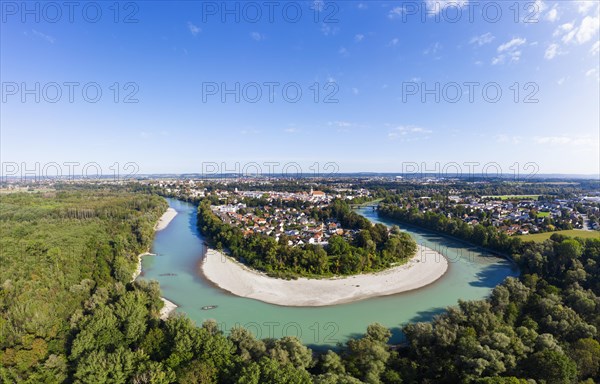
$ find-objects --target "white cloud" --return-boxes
[576,1,595,14]
[312,0,324,12]
[493,37,526,64]
[554,22,574,37]
[591,41,600,55]
[329,121,356,133]
[32,29,55,44]
[425,0,469,15]
[534,135,598,146]
[424,42,442,55]
[533,0,547,13]
[389,38,399,46]
[331,121,352,127]
[409,127,432,133]
[388,7,403,19]
[354,34,365,42]
[187,22,201,36]
[562,29,577,43]
[498,37,527,52]
[338,47,349,56]
[251,32,265,41]
[494,134,522,144]
[388,125,432,140]
[544,43,562,59]
[388,2,469,18]
[586,67,600,81]
[470,32,495,46]
[352,88,359,95]
[560,15,599,44]
[575,15,599,44]
[284,127,298,134]
[546,6,559,22]
[321,23,339,36]
[357,3,368,9]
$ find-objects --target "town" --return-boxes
[144,177,600,238]
[392,194,600,235]
[210,188,356,247]
[2,176,599,239]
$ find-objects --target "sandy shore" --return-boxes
[201,245,448,306]
[130,206,180,319]
[155,208,178,231]
[160,297,178,320]
[132,252,155,281]
[131,207,179,281]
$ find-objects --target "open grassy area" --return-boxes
[536,212,551,218]
[350,198,383,207]
[483,195,541,200]
[518,229,600,243]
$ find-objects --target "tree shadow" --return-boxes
[469,262,518,288]
[406,306,448,323]
[306,307,448,351]
[187,205,203,241]
[389,327,406,344]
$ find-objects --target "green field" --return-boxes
[350,198,383,207]
[518,229,600,242]
[536,211,551,218]
[483,195,541,200]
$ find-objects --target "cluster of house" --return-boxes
[211,200,355,247]
[233,188,332,204]
[148,179,371,203]
[420,195,598,235]
[142,180,374,246]
[152,179,207,198]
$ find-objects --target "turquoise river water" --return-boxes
[138,199,519,348]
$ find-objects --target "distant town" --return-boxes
[2,176,599,240]
[143,177,600,239]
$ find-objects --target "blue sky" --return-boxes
[1,0,599,176]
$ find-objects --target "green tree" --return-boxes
[568,338,600,380]
[524,349,577,384]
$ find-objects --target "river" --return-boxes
[138,198,519,348]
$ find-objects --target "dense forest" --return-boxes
[0,190,168,381]
[196,199,417,278]
[398,233,600,383]
[1,188,599,383]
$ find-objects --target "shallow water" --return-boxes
[139,199,519,347]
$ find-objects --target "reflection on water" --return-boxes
[139,199,519,347]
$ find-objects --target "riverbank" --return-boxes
[375,211,518,263]
[132,206,179,319]
[160,297,178,320]
[201,245,448,306]
[155,207,178,231]
[132,207,179,281]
